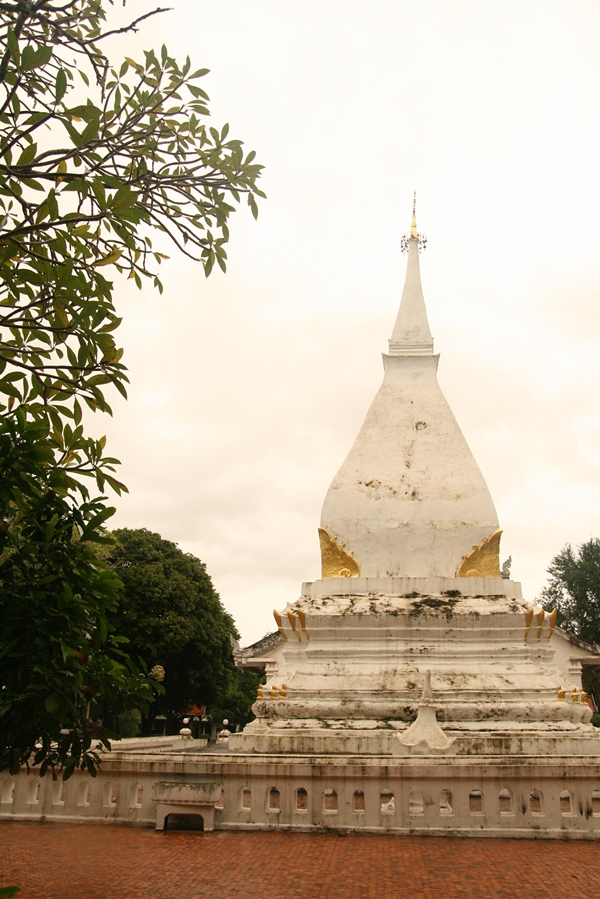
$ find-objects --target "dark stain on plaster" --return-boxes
[409,596,460,618]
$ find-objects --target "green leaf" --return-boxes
[55,68,68,103]
[68,104,101,123]
[7,29,20,66]
[21,44,52,72]
[80,118,100,146]
[16,143,38,167]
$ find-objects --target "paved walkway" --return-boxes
[2,822,599,899]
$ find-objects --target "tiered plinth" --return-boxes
[229,578,598,758]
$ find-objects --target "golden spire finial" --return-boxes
[410,191,418,239]
[401,192,427,254]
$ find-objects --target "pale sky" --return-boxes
[96,1,600,644]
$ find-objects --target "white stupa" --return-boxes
[231,198,598,767]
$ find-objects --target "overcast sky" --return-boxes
[96,1,600,644]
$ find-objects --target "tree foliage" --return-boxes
[210,667,263,732]
[539,538,600,645]
[540,538,600,709]
[108,528,239,733]
[0,1,263,776]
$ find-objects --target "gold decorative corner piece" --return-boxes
[273,609,288,641]
[287,611,301,642]
[536,608,545,641]
[297,608,309,639]
[547,608,557,640]
[524,607,534,642]
[456,529,502,578]
[557,685,565,700]
[318,526,360,579]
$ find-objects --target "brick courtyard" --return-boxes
[2,822,600,899]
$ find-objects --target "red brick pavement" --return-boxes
[2,822,599,899]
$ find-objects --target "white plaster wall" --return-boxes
[3,751,600,840]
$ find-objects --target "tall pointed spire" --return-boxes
[389,194,433,355]
[319,200,499,579]
[410,191,418,239]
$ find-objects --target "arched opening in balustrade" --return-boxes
[469,790,483,814]
[1,779,15,804]
[129,783,143,809]
[103,782,118,808]
[323,788,338,811]
[353,790,365,812]
[439,789,453,816]
[560,790,573,815]
[241,788,251,810]
[27,779,40,804]
[77,782,90,807]
[499,788,513,815]
[380,790,395,814]
[52,780,65,806]
[530,789,543,815]
[296,788,308,810]
[268,787,280,811]
[591,790,600,817]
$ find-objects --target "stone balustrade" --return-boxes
[2,743,600,837]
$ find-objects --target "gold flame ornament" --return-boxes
[318,527,360,579]
[456,530,502,578]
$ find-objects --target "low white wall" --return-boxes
[2,747,600,839]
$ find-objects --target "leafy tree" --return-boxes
[210,667,264,733]
[540,538,600,709]
[540,539,600,644]
[108,528,240,735]
[0,1,263,776]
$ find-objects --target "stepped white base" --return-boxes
[242,578,595,762]
[229,720,600,757]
